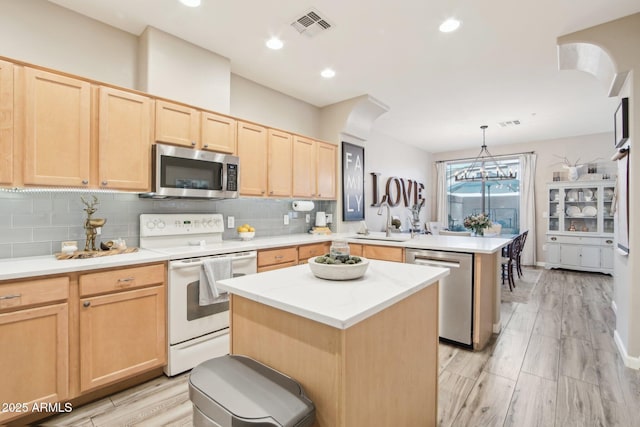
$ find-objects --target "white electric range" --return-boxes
[139,213,257,376]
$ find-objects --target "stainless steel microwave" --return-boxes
[143,144,239,199]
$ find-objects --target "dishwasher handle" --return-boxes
[413,257,460,269]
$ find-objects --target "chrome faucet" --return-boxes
[377,201,391,237]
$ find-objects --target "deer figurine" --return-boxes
[81,196,106,251]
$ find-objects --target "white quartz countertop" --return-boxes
[217,259,449,329]
[0,231,511,281]
[0,249,169,281]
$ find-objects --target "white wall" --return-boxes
[230,74,320,137]
[138,26,231,114]
[0,0,137,89]
[431,132,616,263]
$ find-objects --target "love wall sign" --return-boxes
[342,142,365,221]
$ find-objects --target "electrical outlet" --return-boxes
[227,216,235,228]
[326,214,333,223]
[284,214,289,225]
[305,214,310,223]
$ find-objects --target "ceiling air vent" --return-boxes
[291,9,333,37]
[498,120,521,128]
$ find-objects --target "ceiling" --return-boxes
[47,0,639,152]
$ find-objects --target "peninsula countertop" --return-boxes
[217,259,449,329]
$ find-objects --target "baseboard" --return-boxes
[611,300,618,315]
[535,261,546,268]
[493,322,501,334]
[614,330,640,370]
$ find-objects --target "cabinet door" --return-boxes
[0,60,13,186]
[601,245,614,270]
[580,246,601,269]
[559,245,580,267]
[79,286,166,392]
[201,112,236,153]
[154,100,199,147]
[237,121,267,196]
[267,129,292,197]
[98,87,153,191]
[0,303,69,424]
[316,142,337,199]
[23,68,91,187]
[292,135,316,197]
[546,243,560,265]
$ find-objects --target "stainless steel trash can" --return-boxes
[189,355,315,427]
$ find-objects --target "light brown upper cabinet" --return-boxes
[316,141,337,199]
[237,121,268,196]
[154,100,199,148]
[201,112,236,154]
[0,60,13,186]
[97,87,153,191]
[267,129,292,197]
[23,68,91,187]
[292,135,316,198]
[293,137,337,199]
[155,100,236,154]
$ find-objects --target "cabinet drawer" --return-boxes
[547,235,605,245]
[363,245,404,262]
[258,261,298,273]
[0,276,69,311]
[80,264,165,297]
[258,247,298,267]
[298,242,330,264]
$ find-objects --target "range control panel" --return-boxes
[140,214,225,237]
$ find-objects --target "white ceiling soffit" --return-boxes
[557,42,628,97]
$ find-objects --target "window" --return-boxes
[445,158,520,234]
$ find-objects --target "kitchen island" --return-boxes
[218,260,448,427]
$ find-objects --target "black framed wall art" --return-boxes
[342,142,365,221]
[614,97,629,148]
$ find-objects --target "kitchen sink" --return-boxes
[352,233,413,242]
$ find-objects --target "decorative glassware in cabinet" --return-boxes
[548,189,560,231]
[602,186,615,233]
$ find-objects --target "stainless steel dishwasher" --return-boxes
[405,249,474,347]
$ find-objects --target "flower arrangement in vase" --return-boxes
[463,213,492,236]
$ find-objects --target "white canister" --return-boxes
[315,212,327,227]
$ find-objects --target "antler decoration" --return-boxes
[81,195,99,216]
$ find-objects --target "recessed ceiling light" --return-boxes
[179,0,201,7]
[266,37,284,50]
[320,68,336,79]
[439,18,461,33]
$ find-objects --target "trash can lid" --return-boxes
[189,355,314,427]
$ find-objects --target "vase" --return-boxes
[476,229,484,236]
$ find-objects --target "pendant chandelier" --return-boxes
[454,125,517,182]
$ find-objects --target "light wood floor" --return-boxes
[43,268,640,427]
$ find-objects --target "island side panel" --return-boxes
[230,295,343,427]
[473,252,498,350]
[342,283,438,427]
[230,284,439,427]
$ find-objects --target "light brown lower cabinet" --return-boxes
[0,262,167,425]
[0,277,70,425]
[79,285,166,392]
[348,243,404,262]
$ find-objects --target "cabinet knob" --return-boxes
[550,237,557,241]
[83,301,91,308]
[191,141,196,146]
[261,191,265,195]
[82,180,89,185]
[317,193,321,197]
[606,240,613,244]
[203,144,209,148]
[101,181,108,186]
[269,191,274,195]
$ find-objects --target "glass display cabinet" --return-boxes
[546,180,615,275]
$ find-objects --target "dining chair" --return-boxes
[515,230,528,278]
[501,234,521,291]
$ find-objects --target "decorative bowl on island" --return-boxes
[238,231,255,241]
[308,256,370,281]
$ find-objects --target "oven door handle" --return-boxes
[169,253,257,270]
